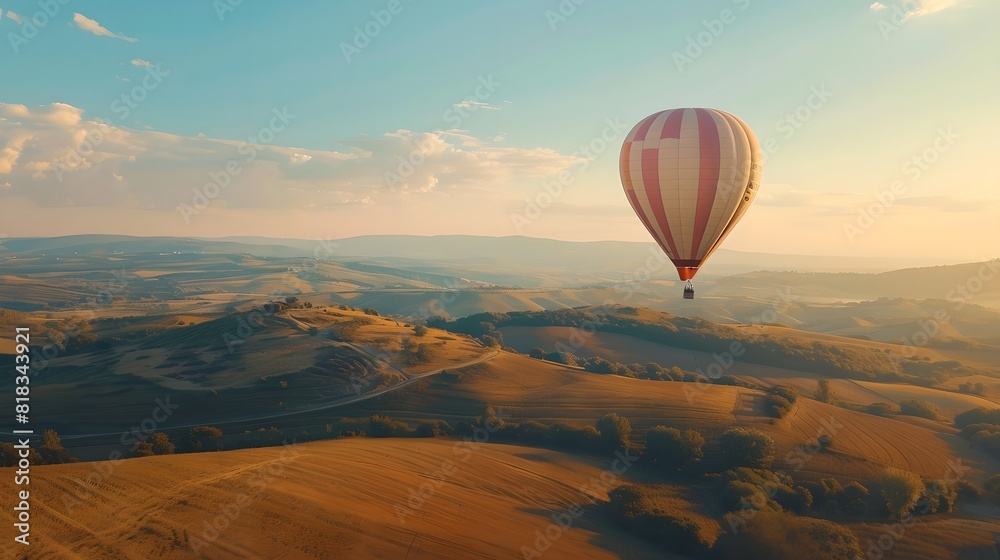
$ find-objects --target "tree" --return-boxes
[596,413,632,450]
[719,428,775,470]
[148,432,175,455]
[415,422,441,437]
[529,348,546,359]
[413,324,428,337]
[919,480,956,514]
[39,429,76,464]
[840,481,870,515]
[285,296,299,305]
[182,426,223,453]
[868,402,897,416]
[0,442,42,467]
[132,441,155,457]
[880,468,923,519]
[643,426,704,471]
[815,379,835,404]
[715,511,862,560]
[899,399,940,420]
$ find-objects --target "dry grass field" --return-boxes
[0,439,680,560]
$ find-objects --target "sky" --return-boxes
[0,0,997,260]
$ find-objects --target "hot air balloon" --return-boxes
[619,108,762,299]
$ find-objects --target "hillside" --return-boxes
[347,352,990,482]
[24,305,488,436]
[0,439,675,559]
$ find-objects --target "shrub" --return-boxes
[38,429,76,464]
[955,407,1000,429]
[547,423,601,449]
[607,484,716,557]
[815,379,835,403]
[229,427,286,449]
[545,351,579,367]
[415,422,441,438]
[716,511,862,560]
[0,443,43,467]
[722,468,812,515]
[132,441,155,458]
[959,422,999,440]
[840,481,870,515]
[368,415,410,438]
[413,325,428,336]
[765,386,797,418]
[643,426,704,472]
[867,402,898,416]
[596,413,632,451]
[899,399,940,420]
[719,428,775,470]
[181,426,223,452]
[917,479,956,514]
[880,468,923,519]
[148,432,175,455]
[970,430,1000,458]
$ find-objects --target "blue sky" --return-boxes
[0,0,996,259]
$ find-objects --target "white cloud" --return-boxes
[453,100,501,111]
[5,10,23,24]
[903,0,960,18]
[873,0,962,19]
[0,102,584,214]
[72,13,137,42]
[0,103,83,126]
[131,59,152,67]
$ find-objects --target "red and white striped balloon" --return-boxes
[620,108,762,281]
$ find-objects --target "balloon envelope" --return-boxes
[619,108,762,281]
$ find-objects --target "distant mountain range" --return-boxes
[0,233,964,276]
